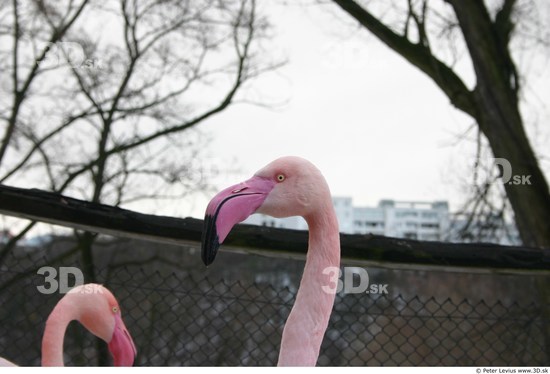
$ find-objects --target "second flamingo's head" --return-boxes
[201,156,332,265]
[46,284,137,366]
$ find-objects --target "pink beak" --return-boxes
[201,176,276,265]
[108,313,137,366]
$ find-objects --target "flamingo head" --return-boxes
[70,284,137,366]
[201,156,331,265]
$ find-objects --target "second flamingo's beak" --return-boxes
[201,176,276,266]
[108,313,137,366]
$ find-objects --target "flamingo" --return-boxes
[0,283,136,366]
[201,156,340,366]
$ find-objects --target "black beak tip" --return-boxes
[201,214,220,266]
[201,239,220,266]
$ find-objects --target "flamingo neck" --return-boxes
[41,301,77,366]
[277,202,340,366]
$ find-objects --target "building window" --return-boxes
[421,223,439,229]
[422,212,438,219]
[404,232,417,239]
[395,211,418,218]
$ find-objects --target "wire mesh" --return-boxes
[0,240,548,366]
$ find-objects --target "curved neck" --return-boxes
[278,202,340,366]
[41,302,76,366]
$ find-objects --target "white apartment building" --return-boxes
[244,198,450,241]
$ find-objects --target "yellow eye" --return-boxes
[277,174,285,182]
[112,306,119,313]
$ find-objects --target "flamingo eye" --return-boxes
[277,174,285,182]
[112,306,119,313]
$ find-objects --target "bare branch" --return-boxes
[331,0,477,117]
[0,0,278,256]
[0,0,90,164]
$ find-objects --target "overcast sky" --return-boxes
[6,1,549,237]
[180,1,550,220]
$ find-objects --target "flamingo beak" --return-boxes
[108,313,137,366]
[201,176,276,266]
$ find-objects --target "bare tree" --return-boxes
[327,0,550,248]
[447,137,519,244]
[0,0,275,268]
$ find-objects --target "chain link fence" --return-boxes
[0,237,548,366]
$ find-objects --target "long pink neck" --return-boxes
[277,201,340,366]
[41,301,76,366]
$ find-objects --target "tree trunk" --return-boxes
[76,231,110,365]
[447,0,550,248]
